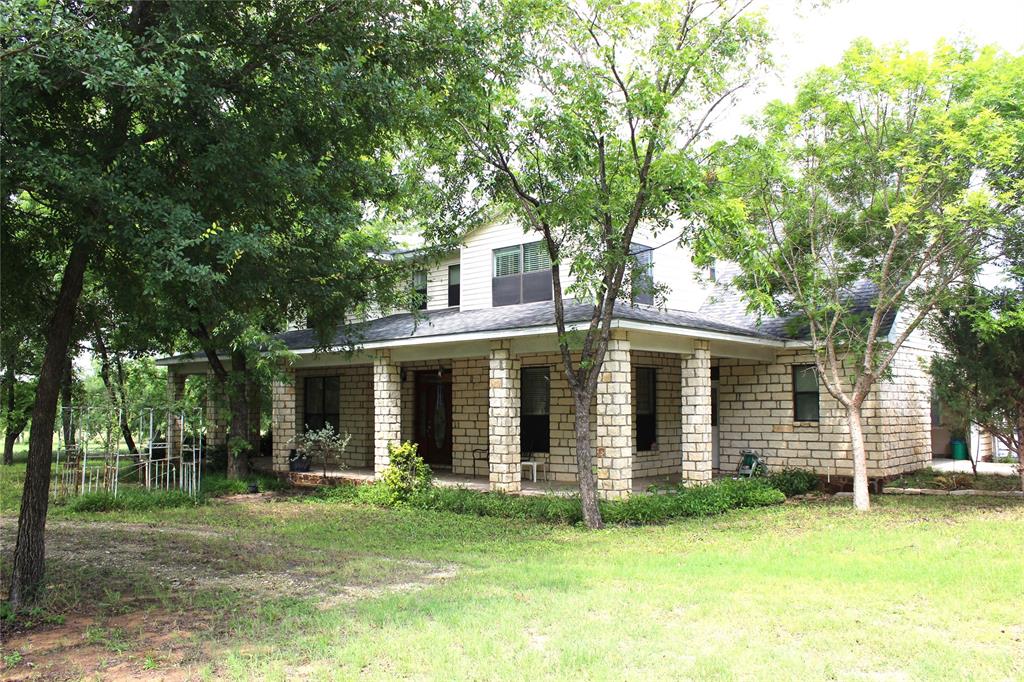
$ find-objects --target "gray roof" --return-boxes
[698,279,895,340]
[276,298,784,352]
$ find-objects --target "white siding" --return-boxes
[425,255,460,310]
[459,220,571,311]
[629,227,709,312]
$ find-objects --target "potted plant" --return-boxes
[292,424,351,479]
[288,448,311,473]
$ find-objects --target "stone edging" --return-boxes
[881,487,1023,498]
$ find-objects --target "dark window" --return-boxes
[631,245,654,305]
[493,242,553,306]
[793,365,820,422]
[708,259,717,283]
[412,271,428,310]
[636,367,657,450]
[521,366,550,453]
[447,264,461,307]
[304,376,340,432]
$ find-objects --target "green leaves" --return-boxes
[724,40,1022,398]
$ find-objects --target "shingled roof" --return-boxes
[275,298,784,352]
[698,279,895,341]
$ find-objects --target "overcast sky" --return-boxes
[725,0,1024,129]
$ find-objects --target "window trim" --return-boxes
[447,264,461,307]
[520,366,550,453]
[631,244,654,305]
[303,375,340,433]
[412,270,428,310]
[792,364,820,422]
[492,241,553,307]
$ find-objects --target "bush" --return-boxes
[378,441,432,505]
[201,473,286,497]
[308,476,784,526]
[65,489,200,513]
[767,468,820,497]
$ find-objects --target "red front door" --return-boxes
[414,371,453,469]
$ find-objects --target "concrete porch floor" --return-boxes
[250,457,684,496]
[930,457,1019,476]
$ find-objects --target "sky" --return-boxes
[726,0,1024,127]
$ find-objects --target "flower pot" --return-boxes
[247,482,259,494]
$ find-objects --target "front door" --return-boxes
[414,371,453,469]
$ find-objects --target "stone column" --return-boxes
[596,331,633,499]
[270,366,296,473]
[204,371,229,450]
[681,340,712,483]
[373,351,402,476]
[488,340,521,493]
[166,369,187,459]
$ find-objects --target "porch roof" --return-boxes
[278,298,784,350]
[157,298,786,366]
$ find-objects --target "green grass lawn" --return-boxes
[1,458,1022,680]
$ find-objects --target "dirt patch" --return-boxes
[3,610,209,681]
[1,503,457,680]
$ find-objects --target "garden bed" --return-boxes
[885,468,1022,495]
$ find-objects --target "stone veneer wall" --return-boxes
[716,346,932,478]
[291,365,374,468]
[631,351,683,478]
[442,348,699,485]
[680,340,713,483]
[452,356,489,476]
[861,344,933,476]
[270,368,296,472]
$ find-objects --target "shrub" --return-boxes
[201,473,286,497]
[377,441,432,505]
[65,489,199,513]
[767,468,820,497]
[308,476,784,526]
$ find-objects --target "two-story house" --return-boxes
[159,220,934,497]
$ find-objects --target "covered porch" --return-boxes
[250,458,688,496]
[255,326,780,500]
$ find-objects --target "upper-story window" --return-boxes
[492,241,553,307]
[631,244,654,305]
[412,271,427,310]
[448,264,461,307]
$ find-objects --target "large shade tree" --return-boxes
[1,0,471,606]
[421,0,771,528]
[723,41,1021,510]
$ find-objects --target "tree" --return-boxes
[422,0,770,528]
[2,0,468,606]
[723,41,1020,510]
[930,290,1024,491]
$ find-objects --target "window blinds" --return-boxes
[521,366,550,415]
[494,246,521,277]
[522,241,552,272]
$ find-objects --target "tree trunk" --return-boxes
[226,350,251,479]
[94,331,138,455]
[9,240,91,607]
[573,394,603,529]
[3,431,19,465]
[111,354,138,455]
[847,402,870,511]
[60,356,75,447]
[245,374,261,456]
